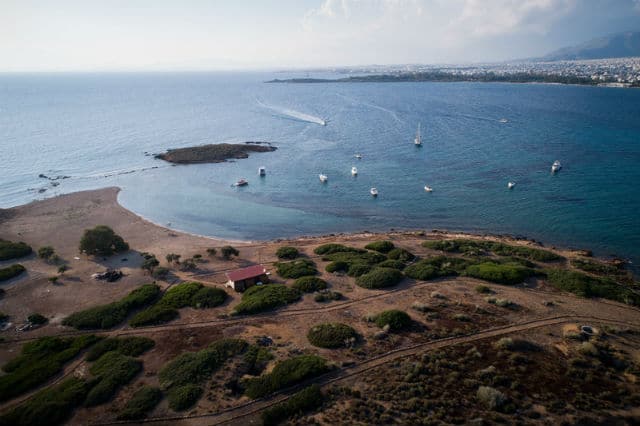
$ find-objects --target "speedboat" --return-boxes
[424,185,433,192]
[234,179,248,187]
[319,174,328,183]
[551,160,562,173]
[507,181,516,189]
[370,187,378,197]
[258,166,266,176]
[414,123,422,146]
[499,118,508,123]
[351,166,358,176]
[354,154,362,159]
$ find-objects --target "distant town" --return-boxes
[276,57,640,87]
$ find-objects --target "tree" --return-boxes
[220,246,239,260]
[79,226,129,256]
[206,248,217,257]
[141,253,159,273]
[166,253,181,265]
[37,246,55,260]
[58,265,70,274]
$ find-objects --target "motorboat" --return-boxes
[414,123,422,146]
[370,187,378,197]
[507,181,516,189]
[258,166,266,176]
[351,166,358,176]
[354,154,362,159]
[499,118,508,123]
[424,185,433,192]
[551,160,562,173]
[234,179,248,187]
[319,174,328,183]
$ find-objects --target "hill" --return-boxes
[542,31,640,61]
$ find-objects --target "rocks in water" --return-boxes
[92,269,124,282]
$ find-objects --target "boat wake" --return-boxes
[256,98,326,126]
[336,93,404,124]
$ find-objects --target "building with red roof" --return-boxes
[225,264,269,292]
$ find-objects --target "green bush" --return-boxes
[322,251,386,265]
[220,245,239,260]
[377,259,406,270]
[307,323,358,348]
[63,284,160,329]
[314,290,343,303]
[423,239,561,262]
[233,285,300,315]
[276,246,299,259]
[275,259,317,278]
[365,240,395,253]
[261,384,323,426]
[326,260,349,273]
[243,345,274,375]
[129,282,226,327]
[571,258,623,276]
[0,335,99,402]
[374,310,412,330]
[387,247,416,262]
[545,269,640,305]
[465,262,535,285]
[37,246,55,260]
[314,244,365,255]
[475,285,492,294]
[85,351,142,406]
[86,336,155,362]
[0,377,91,426]
[0,264,26,281]
[347,263,372,277]
[27,313,47,325]
[117,385,162,420]
[244,355,329,399]
[79,225,129,256]
[151,266,170,280]
[0,239,32,261]
[404,256,471,280]
[355,267,403,289]
[168,384,202,411]
[292,276,328,293]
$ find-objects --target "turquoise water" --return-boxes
[1,73,639,264]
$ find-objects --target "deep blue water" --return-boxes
[1,72,639,264]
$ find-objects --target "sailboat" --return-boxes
[414,123,422,146]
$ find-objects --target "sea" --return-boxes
[1,72,639,266]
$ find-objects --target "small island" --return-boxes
[155,142,277,164]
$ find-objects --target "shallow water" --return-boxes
[1,72,639,264]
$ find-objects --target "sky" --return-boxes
[1,0,640,71]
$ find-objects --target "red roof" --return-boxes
[225,264,266,282]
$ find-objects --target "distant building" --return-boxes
[225,264,268,292]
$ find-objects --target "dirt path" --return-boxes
[94,314,639,426]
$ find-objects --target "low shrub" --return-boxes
[365,240,395,253]
[220,245,239,260]
[322,251,386,265]
[0,377,91,426]
[117,386,163,420]
[191,286,228,308]
[373,310,412,331]
[168,384,202,411]
[377,259,406,270]
[275,259,317,278]
[0,239,32,261]
[475,285,492,294]
[314,290,343,303]
[129,305,178,327]
[0,335,99,402]
[292,276,328,293]
[347,263,372,277]
[477,385,506,410]
[326,261,349,273]
[355,267,403,289]
[234,285,300,315]
[486,297,515,308]
[387,247,416,262]
[27,313,47,325]
[314,244,365,255]
[85,351,142,406]
[571,258,624,276]
[424,239,562,262]
[261,384,323,426]
[404,256,470,280]
[276,246,299,259]
[37,246,55,260]
[307,323,358,348]
[63,284,160,329]
[79,225,129,256]
[545,269,640,305]
[86,336,155,362]
[243,345,274,375]
[411,301,432,312]
[465,262,535,285]
[151,266,170,280]
[244,355,329,399]
[0,264,26,282]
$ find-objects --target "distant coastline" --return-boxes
[267,72,639,88]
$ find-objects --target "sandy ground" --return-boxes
[0,187,639,425]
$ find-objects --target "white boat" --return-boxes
[414,123,422,146]
[499,118,508,123]
[354,154,362,159]
[258,166,266,176]
[319,174,328,183]
[370,187,378,197]
[551,160,562,173]
[351,166,358,176]
[424,186,433,192]
[508,181,516,189]
[234,178,248,187]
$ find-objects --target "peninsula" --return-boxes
[155,142,277,164]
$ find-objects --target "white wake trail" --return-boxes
[256,98,326,126]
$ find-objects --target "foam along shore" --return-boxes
[154,142,276,164]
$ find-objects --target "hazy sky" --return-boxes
[2,0,640,71]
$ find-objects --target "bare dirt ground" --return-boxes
[1,187,639,425]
